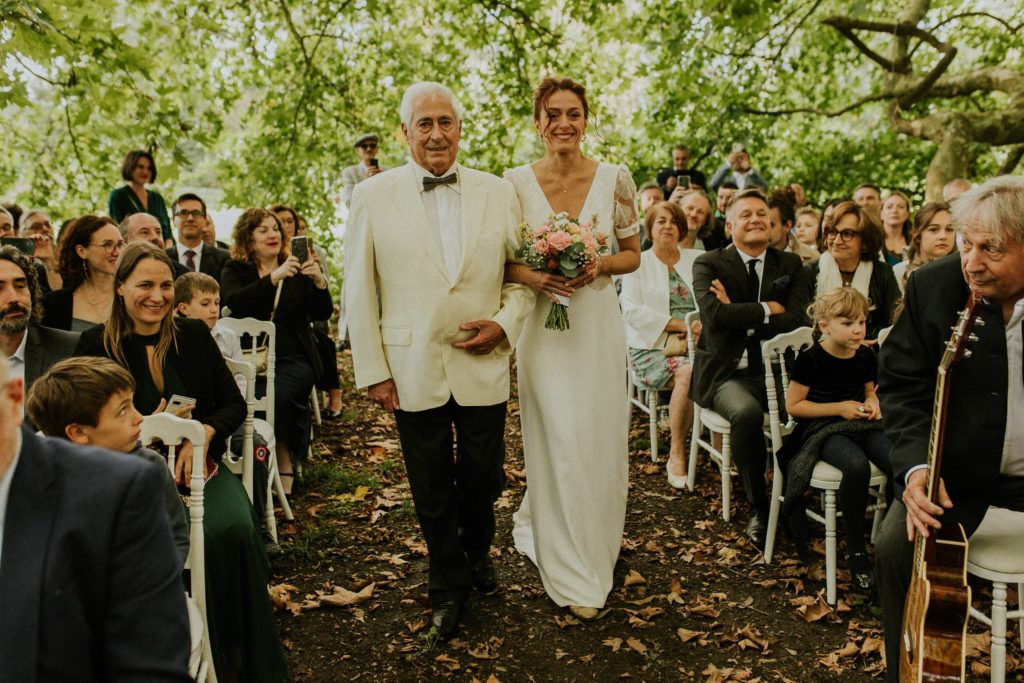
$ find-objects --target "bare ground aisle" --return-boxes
[269,351,1012,682]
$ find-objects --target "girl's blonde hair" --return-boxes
[807,287,871,340]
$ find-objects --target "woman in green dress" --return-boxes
[108,150,172,245]
[621,201,703,489]
[75,242,288,683]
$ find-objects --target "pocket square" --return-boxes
[769,275,791,290]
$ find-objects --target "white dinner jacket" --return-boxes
[345,162,533,412]
[620,247,703,349]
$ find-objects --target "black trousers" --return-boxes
[394,396,507,604]
[875,477,1024,683]
[710,369,769,514]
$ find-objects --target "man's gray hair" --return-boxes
[399,82,464,128]
[950,175,1024,245]
[0,207,13,226]
[18,209,48,234]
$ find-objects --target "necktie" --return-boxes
[423,173,457,191]
[185,249,196,271]
[746,258,762,368]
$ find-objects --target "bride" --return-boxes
[504,77,640,620]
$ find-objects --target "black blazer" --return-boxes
[878,254,1009,535]
[23,324,80,394]
[0,425,191,682]
[166,244,230,284]
[690,245,810,406]
[805,258,901,340]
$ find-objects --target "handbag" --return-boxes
[242,280,283,374]
[662,332,688,358]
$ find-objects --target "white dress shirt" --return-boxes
[412,162,463,280]
[1001,298,1024,475]
[0,429,23,562]
[735,248,772,370]
[7,331,27,384]
[176,240,205,272]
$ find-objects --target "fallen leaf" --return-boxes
[626,637,647,654]
[602,637,623,652]
[318,582,376,607]
[677,628,707,643]
[333,485,371,502]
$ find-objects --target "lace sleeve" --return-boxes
[612,164,640,239]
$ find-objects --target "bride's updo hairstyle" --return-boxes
[532,77,590,137]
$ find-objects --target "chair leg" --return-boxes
[648,391,659,463]
[764,462,784,564]
[721,432,731,522]
[991,581,1008,683]
[824,490,837,605]
[686,406,701,492]
[1018,582,1023,650]
[870,481,886,544]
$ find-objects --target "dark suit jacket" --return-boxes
[166,244,230,284]
[690,245,810,406]
[878,254,1009,535]
[0,425,191,682]
[23,324,80,394]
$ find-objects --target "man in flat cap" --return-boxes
[342,133,384,208]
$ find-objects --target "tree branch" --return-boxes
[931,11,1024,35]
[998,143,1024,175]
[743,92,893,117]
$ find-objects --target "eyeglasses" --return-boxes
[175,209,205,219]
[359,143,378,150]
[824,228,862,242]
[25,221,53,234]
[91,240,125,253]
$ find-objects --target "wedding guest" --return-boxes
[790,182,807,207]
[0,207,14,237]
[2,203,22,232]
[341,133,384,207]
[853,183,881,214]
[880,191,912,265]
[73,242,286,682]
[657,144,706,197]
[18,209,62,293]
[639,181,662,250]
[794,206,821,259]
[769,188,816,262]
[108,150,172,245]
[504,77,640,621]
[270,203,298,242]
[690,188,810,548]
[42,215,123,331]
[709,147,768,192]
[893,201,955,292]
[804,200,900,341]
[621,201,702,489]
[221,208,333,494]
[942,177,971,203]
[674,188,712,250]
[707,181,738,251]
[166,193,230,283]
[122,213,190,279]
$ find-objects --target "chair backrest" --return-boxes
[761,326,814,455]
[223,356,256,501]
[139,413,208,616]
[218,317,276,425]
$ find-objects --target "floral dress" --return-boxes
[628,269,696,390]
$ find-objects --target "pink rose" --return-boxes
[547,231,573,251]
[533,238,548,254]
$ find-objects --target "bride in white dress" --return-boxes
[504,78,641,619]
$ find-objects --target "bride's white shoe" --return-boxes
[665,461,687,489]
[569,605,599,621]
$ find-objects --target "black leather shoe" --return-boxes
[745,512,768,550]
[782,506,811,562]
[470,557,498,594]
[431,601,461,640]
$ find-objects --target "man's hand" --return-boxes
[452,320,507,356]
[903,467,953,541]
[368,379,400,413]
[710,278,732,304]
[766,301,786,315]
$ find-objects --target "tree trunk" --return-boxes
[924,116,972,202]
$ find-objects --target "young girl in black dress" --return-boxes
[784,287,892,589]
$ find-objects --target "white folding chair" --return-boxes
[686,403,737,521]
[140,413,217,683]
[627,350,661,463]
[218,317,293,542]
[222,357,256,501]
[966,507,1024,683]
[762,327,888,605]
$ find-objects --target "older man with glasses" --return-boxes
[166,193,230,284]
[17,210,62,294]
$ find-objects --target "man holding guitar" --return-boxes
[876,175,1024,682]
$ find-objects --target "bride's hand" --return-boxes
[565,258,602,290]
[529,270,574,303]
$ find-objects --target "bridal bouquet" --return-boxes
[515,212,609,330]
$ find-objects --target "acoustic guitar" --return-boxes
[899,294,981,682]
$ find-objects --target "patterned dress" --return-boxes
[628,269,696,390]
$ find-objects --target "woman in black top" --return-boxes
[221,208,333,491]
[75,242,287,682]
[42,215,124,332]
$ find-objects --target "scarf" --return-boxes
[816,251,873,298]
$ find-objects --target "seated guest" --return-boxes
[73,241,287,682]
[122,213,190,279]
[621,201,703,489]
[638,181,663,250]
[780,287,891,586]
[804,200,900,341]
[794,207,821,261]
[0,352,191,681]
[769,188,817,262]
[107,149,172,245]
[25,357,189,562]
[706,181,738,251]
[0,207,14,237]
[893,201,955,293]
[42,215,123,332]
[880,191,912,265]
[0,246,79,395]
[691,189,810,548]
[18,209,62,293]
[167,193,230,283]
[942,177,971,203]
[673,189,714,250]
[852,183,881,214]
[221,208,333,494]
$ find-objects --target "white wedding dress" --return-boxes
[505,162,638,608]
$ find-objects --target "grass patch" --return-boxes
[301,462,379,493]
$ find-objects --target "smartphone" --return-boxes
[677,174,691,189]
[1,237,35,256]
[369,158,379,168]
[290,235,309,263]
[167,394,196,412]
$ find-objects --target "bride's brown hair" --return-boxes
[532,77,590,126]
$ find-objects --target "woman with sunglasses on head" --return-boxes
[41,215,124,331]
[803,200,900,341]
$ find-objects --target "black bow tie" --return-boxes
[423,173,457,191]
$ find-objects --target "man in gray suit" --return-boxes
[341,133,384,208]
[0,246,79,394]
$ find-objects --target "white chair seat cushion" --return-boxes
[699,408,731,432]
[967,507,1024,577]
[809,460,886,488]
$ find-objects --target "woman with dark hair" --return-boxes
[108,150,172,245]
[42,215,123,331]
[880,190,912,265]
[74,241,286,682]
[804,200,900,340]
[503,77,641,620]
[269,203,298,242]
[893,201,955,292]
[221,208,333,492]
